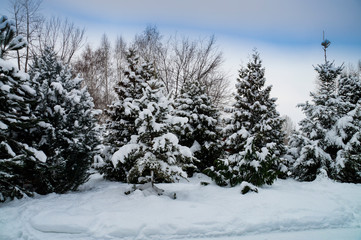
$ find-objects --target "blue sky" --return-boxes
[40,0,361,46]
[7,0,361,123]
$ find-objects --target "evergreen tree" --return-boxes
[0,16,27,58]
[291,39,343,181]
[100,49,155,181]
[338,72,361,105]
[0,15,45,202]
[208,50,285,188]
[330,72,361,182]
[111,78,194,185]
[29,47,100,194]
[174,80,222,174]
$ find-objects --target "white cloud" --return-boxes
[46,0,361,44]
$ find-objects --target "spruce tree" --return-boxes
[330,72,361,182]
[29,47,100,194]
[105,48,153,148]
[111,78,194,186]
[100,49,154,181]
[0,15,45,201]
[0,16,27,58]
[174,80,222,174]
[291,39,343,181]
[208,50,285,188]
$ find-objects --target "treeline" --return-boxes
[73,26,230,112]
[6,0,230,111]
[1,5,361,201]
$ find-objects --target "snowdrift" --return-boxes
[0,174,360,240]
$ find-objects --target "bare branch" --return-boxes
[132,26,230,106]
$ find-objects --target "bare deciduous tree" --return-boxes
[38,16,86,64]
[76,26,230,113]
[133,25,230,106]
[114,35,127,83]
[99,34,113,107]
[9,0,43,72]
[74,35,115,112]
[282,115,296,145]
[74,45,99,107]
[9,0,85,69]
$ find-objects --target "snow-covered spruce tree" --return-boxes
[174,80,222,174]
[111,77,194,188]
[29,46,100,194]
[329,71,361,183]
[207,50,285,190]
[100,49,155,181]
[291,39,343,181]
[0,15,46,202]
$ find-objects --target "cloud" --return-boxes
[46,0,361,45]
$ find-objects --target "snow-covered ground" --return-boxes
[1,173,360,240]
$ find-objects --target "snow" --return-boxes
[8,35,27,51]
[53,105,65,115]
[20,84,36,95]
[111,144,139,166]
[237,127,249,139]
[51,82,64,93]
[179,145,193,158]
[13,70,29,81]
[38,121,52,129]
[152,133,193,158]
[1,142,15,157]
[23,144,47,163]
[0,121,7,130]
[169,116,188,125]
[0,58,17,71]
[249,160,260,170]
[0,84,11,92]
[256,147,269,161]
[0,173,360,240]
[190,140,201,153]
[157,133,179,146]
[69,91,81,103]
[8,93,23,101]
